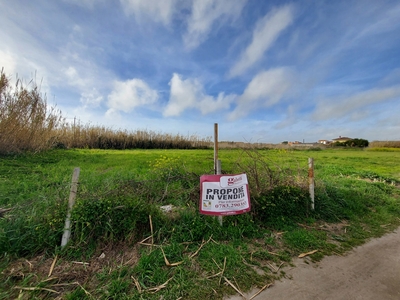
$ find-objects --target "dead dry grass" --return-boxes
[0,69,211,154]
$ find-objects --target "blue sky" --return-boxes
[1,0,400,143]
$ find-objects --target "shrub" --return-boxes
[71,194,164,245]
[253,185,310,227]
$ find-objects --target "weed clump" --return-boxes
[71,196,163,245]
[254,186,310,227]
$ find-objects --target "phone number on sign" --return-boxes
[215,201,247,209]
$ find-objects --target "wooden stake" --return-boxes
[214,123,218,174]
[308,158,315,210]
[61,168,80,248]
[149,215,154,251]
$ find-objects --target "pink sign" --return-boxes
[200,173,251,216]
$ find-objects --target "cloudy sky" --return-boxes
[1,0,400,143]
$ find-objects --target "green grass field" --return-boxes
[1,148,399,299]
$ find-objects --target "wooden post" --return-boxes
[308,158,315,210]
[216,160,223,226]
[61,167,80,248]
[214,123,218,174]
[214,124,223,226]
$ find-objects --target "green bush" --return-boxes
[0,197,67,256]
[253,185,310,227]
[71,195,164,245]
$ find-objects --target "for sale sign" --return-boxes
[200,173,251,216]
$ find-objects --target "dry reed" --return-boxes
[0,69,211,154]
[369,141,400,148]
[0,70,64,154]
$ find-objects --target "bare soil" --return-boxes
[227,228,400,300]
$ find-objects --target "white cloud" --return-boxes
[312,86,400,121]
[183,0,247,50]
[120,0,179,25]
[105,108,121,120]
[107,78,159,113]
[229,4,294,77]
[356,3,400,40]
[164,73,235,117]
[0,50,17,75]
[65,66,81,87]
[274,104,297,129]
[80,88,103,108]
[229,67,294,120]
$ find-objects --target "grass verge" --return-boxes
[1,148,399,299]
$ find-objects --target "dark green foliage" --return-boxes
[253,186,310,227]
[332,138,369,148]
[166,210,263,243]
[71,194,164,245]
[283,228,327,252]
[344,138,369,147]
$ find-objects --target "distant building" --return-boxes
[332,136,352,143]
[318,139,331,145]
[288,141,318,147]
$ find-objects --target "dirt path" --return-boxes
[227,228,400,300]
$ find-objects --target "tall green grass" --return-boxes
[1,148,400,299]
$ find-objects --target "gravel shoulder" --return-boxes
[227,228,400,300]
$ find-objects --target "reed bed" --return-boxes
[55,124,211,150]
[0,70,64,154]
[369,140,400,148]
[0,70,210,154]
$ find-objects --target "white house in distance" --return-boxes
[318,139,330,145]
[332,136,352,143]
[318,136,352,145]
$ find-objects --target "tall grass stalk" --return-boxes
[0,70,64,154]
[0,70,211,154]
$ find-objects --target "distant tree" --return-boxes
[344,138,369,147]
[281,141,288,144]
[331,141,344,147]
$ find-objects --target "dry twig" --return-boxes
[131,276,142,294]
[189,236,212,258]
[298,250,318,258]
[71,261,90,266]
[138,235,153,244]
[160,247,183,267]
[224,277,246,299]
[219,257,227,286]
[0,207,12,218]
[13,286,59,294]
[249,283,273,300]
[147,277,173,293]
[266,261,284,273]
